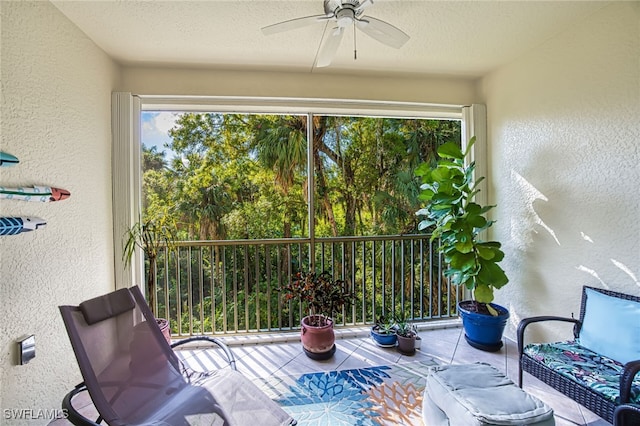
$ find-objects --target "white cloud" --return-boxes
[141,112,180,160]
[154,112,179,134]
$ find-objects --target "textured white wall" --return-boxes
[0,1,118,422]
[480,2,640,341]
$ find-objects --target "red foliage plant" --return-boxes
[281,271,354,327]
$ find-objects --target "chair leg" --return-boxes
[518,359,523,388]
[614,404,640,426]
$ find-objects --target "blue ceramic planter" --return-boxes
[458,301,509,352]
[370,326,398,347]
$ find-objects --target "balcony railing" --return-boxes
[150,234,461,337]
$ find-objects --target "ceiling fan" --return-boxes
[261,0,410,68]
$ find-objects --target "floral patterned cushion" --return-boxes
[524,341,640,404]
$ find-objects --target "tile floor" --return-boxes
[50,322,610,425]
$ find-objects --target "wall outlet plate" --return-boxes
[17,335,35,365]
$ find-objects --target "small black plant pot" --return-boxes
[303,344,336,360]
[396,334,416,355]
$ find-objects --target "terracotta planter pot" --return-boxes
[156,318,171,345]
[300,315,335,360]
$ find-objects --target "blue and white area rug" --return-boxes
[255,360,437,426]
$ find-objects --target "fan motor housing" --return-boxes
[324,0,360,16]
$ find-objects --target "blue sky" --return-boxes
[141,111,179,160]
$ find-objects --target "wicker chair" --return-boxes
[59,286,295,426]
[517,286,640,425]
[614,404,640,426]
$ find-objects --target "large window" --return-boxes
[140,111,461,241]
[113,95,483,331]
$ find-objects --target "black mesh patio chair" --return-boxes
[59,285,295,426]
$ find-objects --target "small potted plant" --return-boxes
[416,136,509,351]
[395,314,417,355]
[414,326,422,350]
[370,314,397,347]
[280,270,354,360]
[123,219,175,343]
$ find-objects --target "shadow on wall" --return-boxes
[507,169,638,295]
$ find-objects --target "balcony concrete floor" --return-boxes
[50,323,609,426]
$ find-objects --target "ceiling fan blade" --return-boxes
[262,14,329,35]
[316,26,345,68]
[356,16,409,49]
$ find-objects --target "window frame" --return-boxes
[112,93,485,294]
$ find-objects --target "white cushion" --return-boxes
[425,363,554,426]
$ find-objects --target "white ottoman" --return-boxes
[423,363,554,426]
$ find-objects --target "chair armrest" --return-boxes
[517,316,581,355]
[620,360,640,403]
[171,336,237,371]
[62,383,102,426]
[614,403,640,426]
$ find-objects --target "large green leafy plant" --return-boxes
[415,137,508,315]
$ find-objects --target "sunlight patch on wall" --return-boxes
[610,259,639,287]
[510,170,559,248]
[580,232,594,243]
[576,265,607,288]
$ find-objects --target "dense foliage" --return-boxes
[143,114,461,239]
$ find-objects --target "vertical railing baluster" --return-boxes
[391,240,396,318]
[221,247,227,333]
[163,246,170,329]
[266,246,275,331]
[199,247,204,334]
[175,247,182,336]
[210,245,216,333]
[381,240,386,318]
[232,246,238,333]
[419,239,424,319]
[338,241,344,325]
[371,240,376,324]
[400,239,405,318]
[409,240,414,320]
[350,240,356,326]
[253,245,262,331]
[187,246,193,336]
[243,245,249,332]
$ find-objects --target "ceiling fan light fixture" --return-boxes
[335,9,355,28]
[262,0,409,67]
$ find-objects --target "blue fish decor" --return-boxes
[0,151,19,167]
[0,217,46,236]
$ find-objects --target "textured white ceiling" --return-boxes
[51,0,610,78]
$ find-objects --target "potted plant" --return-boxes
[395,314,417,355]
[123,219,175,344]
[415,136,509,352]
[281,270,354,360]
[370,314,397,347]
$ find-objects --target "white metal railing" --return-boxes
[150,234,461,337]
